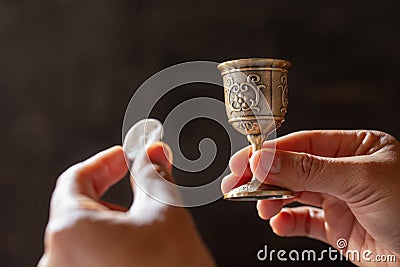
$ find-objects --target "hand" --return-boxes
[222,130,400,266]
[39,142,215,267]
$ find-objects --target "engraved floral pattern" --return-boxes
[278,75,288,114]
[231,90,252,110]
[226,74,267,113]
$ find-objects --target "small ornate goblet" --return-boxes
[218,58,294,200]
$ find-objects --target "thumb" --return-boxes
[144,141,173,182]
[131,141,173,181]
[250,148,366,199]
[130,142,182,214]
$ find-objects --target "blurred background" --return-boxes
[1,0,399,266]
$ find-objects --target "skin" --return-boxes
[38,142,215,267]
[222,130,400,266]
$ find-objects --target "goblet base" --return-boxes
[224,180,294,201]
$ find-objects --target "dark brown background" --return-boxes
[1,0,399,266]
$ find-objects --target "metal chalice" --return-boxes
[218,58,294,201]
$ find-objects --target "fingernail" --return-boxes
[260,149,281,174]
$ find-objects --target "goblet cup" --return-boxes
[218,58,294,201]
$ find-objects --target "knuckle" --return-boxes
[54,164,83,192]
[368,129,386,137]
[366,130,385,142]
[365,130,396,147]
[72,163,89,181]
[51,164,86,206]
[294,153,323,182]
[59,163,84,182]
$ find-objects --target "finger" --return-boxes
[265,130,378,157]
[130,142,181,211]
[229,141,275,177]
[270,206,328,244]
[131,141,173,184]
[131,141,172,169]
[55,146,128,200]
[228,147,252,177]
[256,200,284,220]
[256,191,324,220]
[221,173,251,194]
[250,148,365,198]
[293,191,324,208]
[146,141,173,181]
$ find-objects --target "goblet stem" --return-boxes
[247,134,267,192]
[248,134,265,152]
